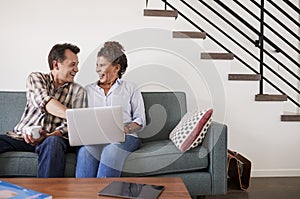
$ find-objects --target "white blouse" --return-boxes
[85,79,146,135]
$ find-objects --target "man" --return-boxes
[0,43,87,177]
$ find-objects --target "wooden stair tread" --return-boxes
[201,53,234,60]
[173,31,206,39]
[255,94,287,101]
[144,9,178,18]
[228,74,261,81]
[281,113,300,122]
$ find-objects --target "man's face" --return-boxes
[57,49,79,83]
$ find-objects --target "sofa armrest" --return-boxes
[200,121,228,195]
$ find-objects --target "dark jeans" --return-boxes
[0,134,70,177]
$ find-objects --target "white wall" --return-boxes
[0,0,299,177]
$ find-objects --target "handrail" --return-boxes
[283,0,300,15]
[214,0,300,68]
[266,0,300,28]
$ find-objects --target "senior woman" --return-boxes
[76,41,146,177]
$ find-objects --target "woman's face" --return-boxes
[96,56,120,85]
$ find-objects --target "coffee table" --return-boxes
[2,177,191,199]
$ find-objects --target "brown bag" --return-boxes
[227,149,252,190]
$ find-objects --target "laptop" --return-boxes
[66,106,125,146]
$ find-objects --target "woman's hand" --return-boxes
[124,122,142,134]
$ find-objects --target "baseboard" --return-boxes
[252,169,300,177]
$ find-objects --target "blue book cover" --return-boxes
[0,180,52,199]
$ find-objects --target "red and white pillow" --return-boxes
[169,109,213,152]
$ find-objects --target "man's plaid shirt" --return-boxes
[13,72,87,138]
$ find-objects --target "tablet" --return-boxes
[98,181,165,199]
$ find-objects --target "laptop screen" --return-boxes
[66,106,125,146]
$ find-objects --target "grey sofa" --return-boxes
[0,91,227,197]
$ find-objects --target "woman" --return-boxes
[76,41,146,177]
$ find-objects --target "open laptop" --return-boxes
[66,106,125,146]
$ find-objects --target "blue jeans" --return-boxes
[0,134,69,177]
[76,135,141,178]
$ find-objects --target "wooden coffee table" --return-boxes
[2,177,191,199]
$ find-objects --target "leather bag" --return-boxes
[227,149,252,190]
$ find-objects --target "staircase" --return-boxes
[143,0,300,122]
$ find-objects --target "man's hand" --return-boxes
[23,129,62,146]
[45,130,63,137]
[23,129,47,146]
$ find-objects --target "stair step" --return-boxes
[201,53,234,60]
[281,113,300,122]
[173,31,206,39]
[255,94,287,101]
[228,74,261,81]
[144,9,178,18]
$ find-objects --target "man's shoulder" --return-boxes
[26,72,51,85]
[28,72,49,79]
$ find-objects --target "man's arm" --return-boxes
[54,87,87,137]
[45,99,67,119]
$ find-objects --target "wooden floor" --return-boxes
[201,177,300,199]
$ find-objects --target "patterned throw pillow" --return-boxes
[169,109,213,152]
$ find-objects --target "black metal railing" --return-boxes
[212,0,299,101]
[266,0,300,28]
[250,0,300,48]
[283,0,300,15]
[214,0,299,67]
[231,0,300,81]
[259,0,265,95]
[146,0,300,108]
[232,0,299,55]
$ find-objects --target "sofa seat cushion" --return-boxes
[0,151,77,177]
[122,140,208,177]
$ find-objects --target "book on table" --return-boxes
[0,180,52,199]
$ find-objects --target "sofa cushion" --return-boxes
[121,140,208,177]
[169,109,213,152]
[138,92,187,143]
[0,91,27,133]
[0,152,76,177]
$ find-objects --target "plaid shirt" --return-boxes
[13,72,87,138]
